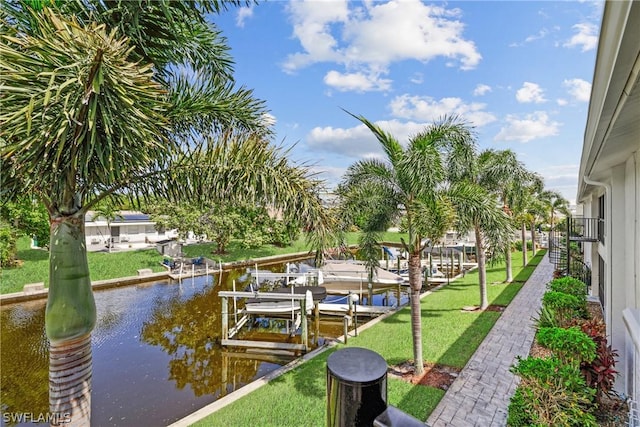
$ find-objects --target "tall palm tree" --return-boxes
[0,6,334,424]
[511,174,545,265]
[476,149,536,283]
[541,190,571,232]
[448,182,512,310]
[338,113,476,375]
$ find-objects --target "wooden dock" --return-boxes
[317,303,396,316]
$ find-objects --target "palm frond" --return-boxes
[1,9,171,212]
[344,109,404,168]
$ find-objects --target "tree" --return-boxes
[511,174,545,266]
[0,4,334,424]
[477,149,538,283]
[448,182,512,310]
[92,201,123,253]
[337,113,476,375]
[0,220,18,268]
[540,190,570,232]
[0,195,50,247]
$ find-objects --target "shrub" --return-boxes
[569,317,606,339]
[571,317,619,403]
[0,222,17,268]
[582,341,618,403]
[548,277,587,299]
[513,240,533,252]
[534,305,559,328]
[509,357,597,426]
[536,327,596,367]
[506,387,532,427]
[542,291,587,326]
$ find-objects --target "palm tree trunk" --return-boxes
[49,334,92,426]
[46,213,96,425]
[408,252,424,375]
[504,247,513,283]
[475,226,488,310]
[521,222,528,266]
[531,222,537,254]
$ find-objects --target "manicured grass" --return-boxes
[0,237,166,294]
[194,250,546,426]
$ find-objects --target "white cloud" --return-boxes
[556,98,569,106]
[525,28,549,43]
[563,22,598,52]
[310,165,348,189]
[516,82,547,104]
[306,119,428,158]
[473,84,492,96]
[410,73,424,84]
[262,113,277,127]
[283,0,481,91]
[511,28,551,47]
[389,94,497,127]
[323,70,392,92]
[563,78,591,102]
[494,111,561,142]
[235,6,254,27]
[536,164,579,204]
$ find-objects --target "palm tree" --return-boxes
[93,202,124,253]
[0,5,334,424]
[541,190,571,232]
[337,113,476,375]
[511,174,545,265]
[448,182,512,310]
[476,149,536,283]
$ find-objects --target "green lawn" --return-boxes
[194,250,545,426]
[0,238,166,294]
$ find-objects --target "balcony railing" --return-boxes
[567,217,601,242]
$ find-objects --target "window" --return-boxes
[598,255,605,308]
[598,194,605,243]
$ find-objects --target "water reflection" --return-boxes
[1,262,407,426]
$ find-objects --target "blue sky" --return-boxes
[213,0,604,204]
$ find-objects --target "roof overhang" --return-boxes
[578,0,640,201]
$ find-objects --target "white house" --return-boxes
[84,211,178,249]
[576,0,639,419]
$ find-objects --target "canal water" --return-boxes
[1,262,408,426]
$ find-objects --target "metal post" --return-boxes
[326,347,387,427]
[221,297,228,341]
[232,280,238,324]
[350,293,359,336]
[314,302,320,345]
[343,316,349,344]
[301,293,308,351]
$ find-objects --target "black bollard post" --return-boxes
[326,347,387,427]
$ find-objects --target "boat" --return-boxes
[244,286,326,315]
[319,260,405,295]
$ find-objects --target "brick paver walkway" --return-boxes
[426,255,554,427]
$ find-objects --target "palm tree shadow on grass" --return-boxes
[17,247,49,262]
[394,256,545,416]
[280,348,334,399]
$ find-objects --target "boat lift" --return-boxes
[219,289,314,352]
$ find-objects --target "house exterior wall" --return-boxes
[580,150,639,398]
[576,0,639,412]
[84,215,179,247]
